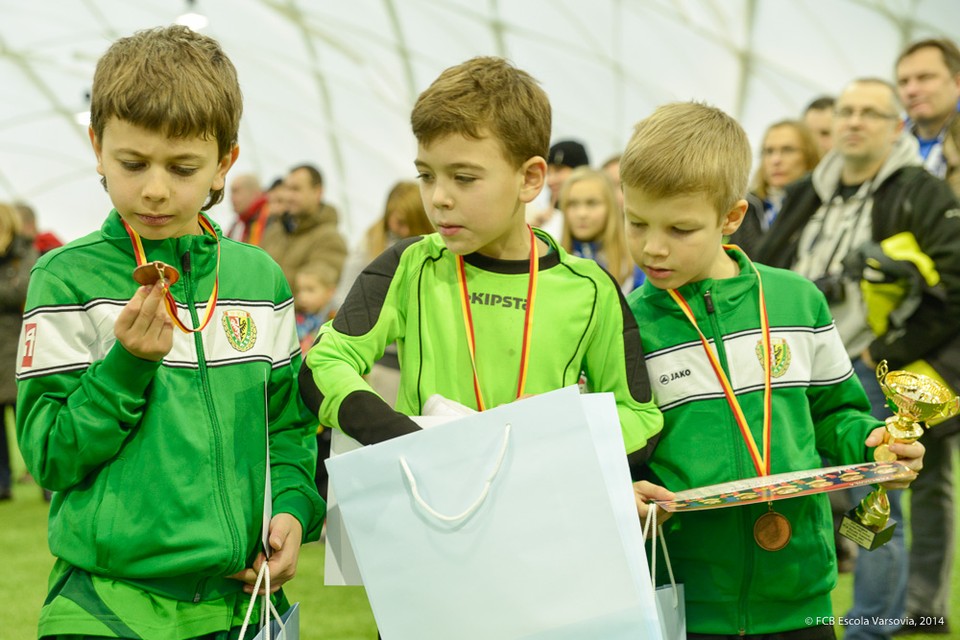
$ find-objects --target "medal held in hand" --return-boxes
[122,215,221,334]
[132,261,180,287]
[839,360,960,551]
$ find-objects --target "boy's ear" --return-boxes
[88,126,104,177]
[518,156,547,204]
[212,145,240,192]
[721,198,749,236]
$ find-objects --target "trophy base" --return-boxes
[839,508,897,551]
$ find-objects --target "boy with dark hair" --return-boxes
[302,55,661,466]
[623,101,925,637]
[16,25,323,639]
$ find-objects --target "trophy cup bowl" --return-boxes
[839,360,959,550]
[876,360,960,442]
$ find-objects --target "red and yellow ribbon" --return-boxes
[456,225,539,411]
[666,246,773,476]
[123,215,221,334]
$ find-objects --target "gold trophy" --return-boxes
[839,361,960,550]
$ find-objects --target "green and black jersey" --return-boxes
[302,230,662,454]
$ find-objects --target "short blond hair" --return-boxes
[90,25,242,210]
[411,56,551,168]
[620,102,751,216]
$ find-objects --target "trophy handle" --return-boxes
[875,360,889,382]
[942,396,960,420]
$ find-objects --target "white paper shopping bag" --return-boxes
[250,602,299,640]
[326,386,664,640]
[324,412,461,586]
[644,509,687,640]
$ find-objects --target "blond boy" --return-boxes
[623,102,925,637]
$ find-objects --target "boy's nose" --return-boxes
[431,184,453,210]
[142,170,170,201]
[642,235,668,257]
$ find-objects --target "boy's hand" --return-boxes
[114,284,174,361]
[865,426,924,489]
[228,513,304,595]
[633,480,676,533]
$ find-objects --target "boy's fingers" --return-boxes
[115,286,150,329]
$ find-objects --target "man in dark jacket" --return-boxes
[758,78,960,640]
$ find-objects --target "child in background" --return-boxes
[16,25,323,639]
[295,262,339,356]
[557,166,638,291]
[623,102,925,637]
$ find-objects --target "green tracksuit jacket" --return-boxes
[16,211,324,604]
[628,249,881,634]
[302,230,662,453]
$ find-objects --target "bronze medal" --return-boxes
[133,261,180,287]
[754,509,791,551]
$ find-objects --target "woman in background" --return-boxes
[0,202,37,500]
[732,120,820,255]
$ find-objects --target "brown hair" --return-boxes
[366,181,433,258]
[558,167,630,285]
[897,38,960,76]
[411,56,551,167]
[620,102,751,216]
[90,25,242,210]
[750,120,820,200]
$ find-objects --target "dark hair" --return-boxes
[804,95,835,113]
[290,164,323,187]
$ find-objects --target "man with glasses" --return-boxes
[758,77,960,640]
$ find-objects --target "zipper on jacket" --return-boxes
[704,284,755,631]
[193,577,206,603]
[181,246,242,575]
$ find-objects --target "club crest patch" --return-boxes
[221,310,257,352]
[756,337,791,378]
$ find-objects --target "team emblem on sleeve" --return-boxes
[756,337,791,378]
[21,322,38,368]
[221,310,258,352]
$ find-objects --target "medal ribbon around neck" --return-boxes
[122,215,221,334]
[455,225,539,411]
[666,246,773,477]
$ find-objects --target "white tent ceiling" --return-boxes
[2,0,959,245]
